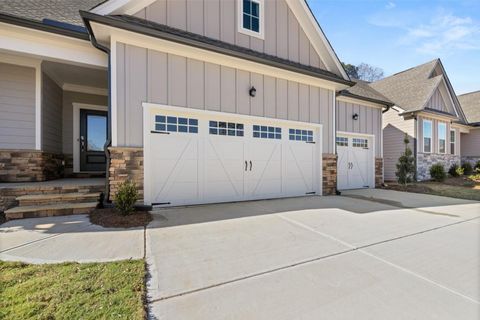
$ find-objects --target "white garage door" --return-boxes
[143,105,322,207]
[336,134,374,190]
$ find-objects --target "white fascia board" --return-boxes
[91,0,157,15]
[336,95,385,109]
[63,83,108,96]
[0,22,107,68]
[94,22,349,92]
[285,0,349,81]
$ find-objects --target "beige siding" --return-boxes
[382,109,415,181]
[115,43,335,152]
[336,100,382,157]
[461,128,480,157]
[62,91,108,154]
[135,0,326,69]
[41,73,63,154]
[425,86,451,113]
[0,62,36,149]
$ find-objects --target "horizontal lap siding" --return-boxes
[336,101,382,157]
[41,73,63,154]
[0,63,36,149]
[115,43,334,152]
[134,0,326,70]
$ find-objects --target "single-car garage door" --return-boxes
[143,104,323,207]
[336,133,375,190]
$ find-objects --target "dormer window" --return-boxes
[238,0,264,39]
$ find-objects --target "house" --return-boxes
[370,59,473,181]
[457,91,480,166]
[0,0,389,211]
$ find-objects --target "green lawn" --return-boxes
[0,259,146,320]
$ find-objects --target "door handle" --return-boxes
[245,160,248,171]
[249,160,252,171]
[80,135,86,152]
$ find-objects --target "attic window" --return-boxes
[238,0,264,39]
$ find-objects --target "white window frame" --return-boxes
[438,122,447,154]
[450,129,456,155]
[423,119,432,153]
[237,0,265,40]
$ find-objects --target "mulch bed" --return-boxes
[89,208,152,228]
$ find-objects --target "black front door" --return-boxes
[80,109,108,171]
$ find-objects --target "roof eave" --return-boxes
[337,91,394,107]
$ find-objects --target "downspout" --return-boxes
[82,17,112,204]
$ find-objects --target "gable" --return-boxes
[91,0,348,79]
[425,82,455,115]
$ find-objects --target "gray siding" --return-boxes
[115,43,335,152]
[425,87,449,113]
[0,62,36,149]
[461,128,480,157]
[134,0,326,69]
[62,91,108,154]
[336,100,382,157]
[382,109,415,181]
[41,73,63,153]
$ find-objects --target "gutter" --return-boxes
[0,13,89,41]
[82,15,113,205]
[80,11,355,87]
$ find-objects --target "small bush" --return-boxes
[114,180,139,216]
[475,160,480,171]
[396,134,416,185]
[462,162,473,175]
[448,164,460,177]
[456,166,464,176]
[430,163,446,182]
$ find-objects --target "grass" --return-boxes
[0,259,146,320]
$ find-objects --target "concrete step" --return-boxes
[17,192,101,206]
[5,202,98,220]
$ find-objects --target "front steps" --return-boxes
[5,201,99,220]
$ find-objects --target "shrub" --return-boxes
[456,166,465,176]
[462,162,473,175]
[114,180,139,216]
[396,134,416,185]
[448,164,460,177]
[475,160,480,172]
[429,163,446,182]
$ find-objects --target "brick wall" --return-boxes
[0,150,64,182]
[322,153,337,195]
[108,147,144,201]
[375,158,383,187]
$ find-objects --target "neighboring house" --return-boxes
[458,91,480,166]
[0,0,388,207]
[372,59,470,181]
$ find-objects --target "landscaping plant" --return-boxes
[114,180,139,216]
[475,160,480,172]
[395,134,416,185]
[430,163,446,182]
[462,162,473,175]
[448,163,464,177]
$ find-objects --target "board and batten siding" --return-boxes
[382,109,415,181]
[461,128,480,157]
[425,86,451,114]
[41,73,63,154]
[133,0,326,70]
[115,43,335,152]
[336,100,382,157]
[0,62,36,149]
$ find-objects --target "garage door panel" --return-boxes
[247,142,283,199]
[336,135,373,191]
[284,143,315,195]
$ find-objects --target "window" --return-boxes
[450,129,456,155]
[438,122,446,154]
[336,137,348,147]
[155,115,198,133]
[238,0,264,38]
[289,129,313,142]
[423,120,432,153]
[209,121,244,137]
[253,125,281,139]
[352,138,368,148]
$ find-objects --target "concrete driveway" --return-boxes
[147,189,480,319]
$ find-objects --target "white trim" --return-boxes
[93,23,350,92]
[333,91,336,153]
[422,119,432,153]
[237,0,265,40]
[437,121,447,154]
[91,0,157,15]
[110,38,118,147]
[450,128,456,156]
[72,103,108,173]
[63,83,108,96]
[336,96,386,109]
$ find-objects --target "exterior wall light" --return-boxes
[352,113,359,120]
[249,86,256,97]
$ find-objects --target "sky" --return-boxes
[307,0,480,94]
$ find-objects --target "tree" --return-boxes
[356,63,384,82]
[341,62,359,79]
[395,134,416,185]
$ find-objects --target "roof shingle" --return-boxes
[458,91,480,124]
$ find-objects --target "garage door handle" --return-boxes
[245,161,248,171]
[249,160,253,171]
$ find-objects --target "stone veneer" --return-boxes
[0,150,64,182]
[461,156,480,167]
[375,158,383,187]
[108,147,144,201]
[322,153,337,195]
[417,153,461,181]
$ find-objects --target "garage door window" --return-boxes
[155,115,198,133]
[336,137,348,146]
[253,125,281,139]
[289,129,313,142]
[352,138,368,148]
[209,121,244,136]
